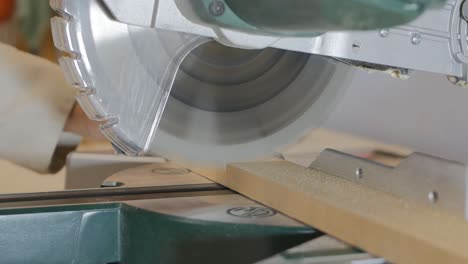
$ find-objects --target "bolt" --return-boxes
[355,168,364,180]
[428,191,439,204]
[410,33,422,45]
[379,29,390,38]
[209,1,225,17]
[462,0,468,21]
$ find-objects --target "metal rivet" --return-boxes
[209,1,225,16]
[410,33,422,45]
[379,29,390,38]
[428,191,439,203]
[355,168,364,180]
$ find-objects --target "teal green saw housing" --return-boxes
[188,0,446,36]
[0,203,318,264]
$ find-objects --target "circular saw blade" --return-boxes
[51,0,352,166]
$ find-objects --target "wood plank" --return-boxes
[208,161,468,264]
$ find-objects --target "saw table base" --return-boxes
[0,163,319,264]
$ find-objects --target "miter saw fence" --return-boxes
[50,0,448,165]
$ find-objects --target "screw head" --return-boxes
[410,33,422,45]
[352,41,361,53]
[379,29,390,38]
[209,1,226,16]
[428,191,439,204]
[355,168,364,180]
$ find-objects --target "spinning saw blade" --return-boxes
[50,0,352,165]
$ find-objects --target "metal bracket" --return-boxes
[309,149,467,219]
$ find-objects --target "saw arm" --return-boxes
[102,0,465,82]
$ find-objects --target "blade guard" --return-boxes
[50,0,209,155]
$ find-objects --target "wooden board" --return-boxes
[197,161,468,264]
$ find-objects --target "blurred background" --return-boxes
[0,0,59,193]
[0,0,115,193]
[0,0,55,57]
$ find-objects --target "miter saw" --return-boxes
[49,0,467,166]
[2,1,468,263]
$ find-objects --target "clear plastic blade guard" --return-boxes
[95,33,208,155]
[51,0,209,155]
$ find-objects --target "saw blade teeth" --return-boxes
[50,1,112,123]
[76,88,108,121]
[49,0,143,155]
[50,17,80,55]
[49,0,77,20]
[58,57,93,89]
[99,120,142,155]
[49,0,66,15]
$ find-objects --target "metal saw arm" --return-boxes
[102,0,468,84]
